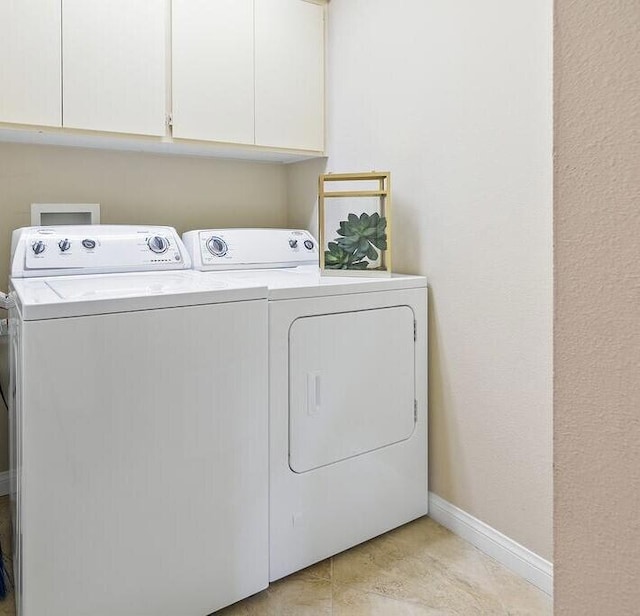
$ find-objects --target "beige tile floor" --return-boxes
[0,495,551,615]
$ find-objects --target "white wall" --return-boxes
[288,0,553,559]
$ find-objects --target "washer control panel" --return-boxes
[183,228,318,271]
[11,225,191,278]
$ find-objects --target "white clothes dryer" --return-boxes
[7,226,269,616]
[183,228,428,581]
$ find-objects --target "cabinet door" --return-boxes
[289,307,415,473]
[172,0,254,144]
[0,0,61,127]
[255,0,324,151]
[62,0,167,136]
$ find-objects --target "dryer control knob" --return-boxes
[148,236,169,254]
[82,239,96,249]
[32,240,46,255]
[289,239,298,248]
[304,239,314,250]
[59,238,71,252]
[206,236,228,257]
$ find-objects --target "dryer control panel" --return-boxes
[11,225,191,278]
[183,228,319,271]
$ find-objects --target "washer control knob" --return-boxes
[82,239,96,249]
[148,236,169,254]
[304,239,315,250]
[289,239,298,248]
[206,236,228,257]
[58,238,71,252]
[32,240,46,255]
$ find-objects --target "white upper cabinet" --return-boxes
[255,0,324,152]
[0,0,62,127]
[0,0,325,157]
[172,0,254,145]
[62,0,167,136]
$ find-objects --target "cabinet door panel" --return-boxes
[172,0,254,144]
[0,0,61,127]
[62,0,167,136]
[255,0,324,151]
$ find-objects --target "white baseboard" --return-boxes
[428,492,553,596]
[0,470,9,497]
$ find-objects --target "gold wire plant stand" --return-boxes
[319,171,392,276]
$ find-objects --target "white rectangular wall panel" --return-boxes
[255,0,324,151]
[0,0,62,127]
[172,0,254,144]
[62,0,167,136]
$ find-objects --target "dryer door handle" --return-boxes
[307,372,321,415]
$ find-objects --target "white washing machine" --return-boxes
[183,228,428,581]
[6,225,269,616]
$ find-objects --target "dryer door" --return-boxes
[289,306,415,473]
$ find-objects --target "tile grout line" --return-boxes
[329,557,334,614]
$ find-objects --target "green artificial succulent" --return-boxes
[324,212,387,270]
[324,242,369,269]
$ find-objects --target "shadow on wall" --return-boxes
[286,157,328,233]
[427,286,469,503]
[389,188,425,276]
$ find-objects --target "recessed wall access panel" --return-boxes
[31,203,100,226]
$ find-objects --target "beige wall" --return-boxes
[0,142,288,470]
[289,0,553,559]
[554,1,640,612]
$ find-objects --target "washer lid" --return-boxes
[11,270,267,320]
